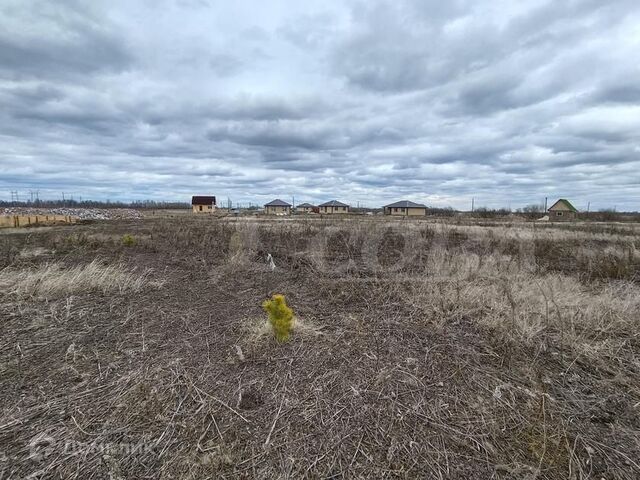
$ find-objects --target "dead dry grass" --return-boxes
[245,315,324,344]
[0,258,152,298]
[0,215,639,479]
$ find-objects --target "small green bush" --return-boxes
[262,294,294,342]
[122,234,136,247]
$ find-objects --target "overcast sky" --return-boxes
[1,0,639,210]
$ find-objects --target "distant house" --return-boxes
[192,195,216,213]
[319,200,349,214]
[296,202,317,214]
[548,199,578,221]
[383,200,427,216]
[264,199,292,215]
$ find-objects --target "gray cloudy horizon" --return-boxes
[1,0,639,211]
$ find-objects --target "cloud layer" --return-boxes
[1,0,639,210]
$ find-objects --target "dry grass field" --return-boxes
[1,215,639,479]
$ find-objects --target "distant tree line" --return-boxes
[426,207,456,217]
[466,205,639,221]
[458,204,640,222]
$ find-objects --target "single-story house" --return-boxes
[319,200,349,214]
[383,200,427,216]
[548,199,578,221]
[192,195,216,213]
[264,199,292,215]
[296,202,317,213]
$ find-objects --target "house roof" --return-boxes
[296,203,316,208]
[191,195,216,205]
[264,199,292,207]
[319,200,349,207]
[384,200,427,209]
[548,199,578,213]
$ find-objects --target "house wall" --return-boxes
[192,204,214,213]
[549,210,576,222]
[265,205,290,215]
[297,207,315,213]
[548,201,576,221]
[385,207,426,216]
[407,208,426,216]
[320,206,349,214]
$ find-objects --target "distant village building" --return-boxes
[296,202,317,213]
[383,200,427,216]
[319,200,349,214]
[548,199,578,221]
[264,199,292,215]
[191,195,216,213]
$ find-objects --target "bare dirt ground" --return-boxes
[1,215,639,479]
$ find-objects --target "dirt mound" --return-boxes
[0,207,143,220]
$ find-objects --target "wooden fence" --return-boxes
[0,215,78,228]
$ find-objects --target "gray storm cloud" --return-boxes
[0,0,639,210]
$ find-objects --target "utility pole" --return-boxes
[544,197,548,211]
[587,201,590,214]
[471,197,474,212]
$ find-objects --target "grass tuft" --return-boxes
[0,259,150,298]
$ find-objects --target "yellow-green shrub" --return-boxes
[122,234,136,247]
[262,294,294,342]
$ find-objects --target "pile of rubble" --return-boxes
[0,207,143,220]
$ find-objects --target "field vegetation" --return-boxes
[0,215,639,478]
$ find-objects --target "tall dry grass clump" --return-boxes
[0,259,150,298]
